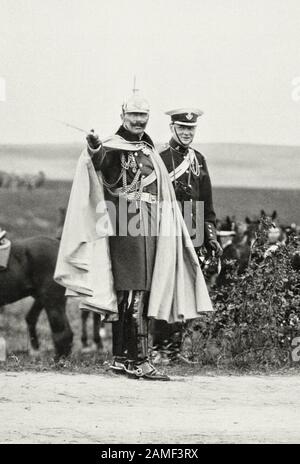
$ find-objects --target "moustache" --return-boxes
[132,122,147,128]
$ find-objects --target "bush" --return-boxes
[190,218,300,369]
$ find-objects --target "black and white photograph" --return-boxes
[0,0,300,446]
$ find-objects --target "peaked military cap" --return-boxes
[122,94,150,114]
[165,108,203,126]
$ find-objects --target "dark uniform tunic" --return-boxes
[153,137,217,352]
[91,126,157,291]
[159,137,217,248]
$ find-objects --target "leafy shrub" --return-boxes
[189,218,300,369]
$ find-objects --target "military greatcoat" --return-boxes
[91,125,157,291]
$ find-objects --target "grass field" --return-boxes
[0,180,299,241]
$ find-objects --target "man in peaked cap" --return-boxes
[163,107,222,257]
[152,107,222,364]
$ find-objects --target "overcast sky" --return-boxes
[1,0,300,145]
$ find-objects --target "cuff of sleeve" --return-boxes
[87,142,102,155]
[204,222,217,242]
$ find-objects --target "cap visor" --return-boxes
[173,121,198,127]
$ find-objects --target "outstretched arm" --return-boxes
[86,130,106,171]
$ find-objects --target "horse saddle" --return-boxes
[0,230,11,270]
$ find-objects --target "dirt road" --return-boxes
[1,371,300,444]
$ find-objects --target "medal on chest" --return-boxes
[141,145,151,156]
[121,152,138,173]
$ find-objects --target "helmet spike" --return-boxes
[132,75,139,95]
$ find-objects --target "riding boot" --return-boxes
[151,320,172,364]
[168,322,194,364]
[152,320,171,352]
[110,291,128,372]
[125,291,170,381]
[167,323,184,362]
[126,290,148,362]
[152,322,186,364]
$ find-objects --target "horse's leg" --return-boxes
[43,286,73,358]
[45,301,73,358]
[93,312,103,350]
[25,298,43,352]
[81,311,89,348]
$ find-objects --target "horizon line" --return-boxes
[1,141,300,149]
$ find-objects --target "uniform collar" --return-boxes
[116,125,154,147]
[169,137,189,156]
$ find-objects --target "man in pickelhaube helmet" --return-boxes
[152,108,222,364]
[87,93,171,380]
[56,93,214,381]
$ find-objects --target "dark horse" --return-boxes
[0,236,73,357]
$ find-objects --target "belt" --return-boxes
[119,191,158,204]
